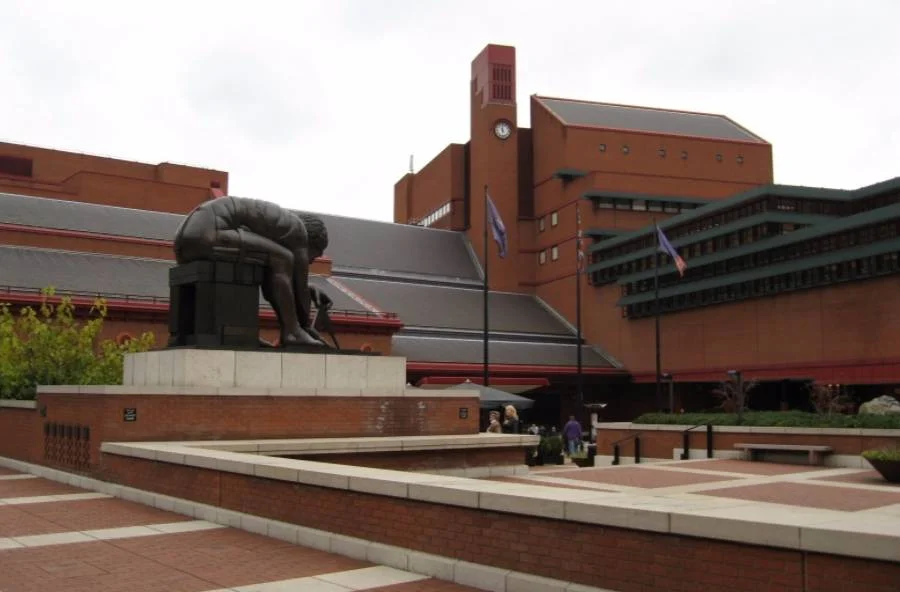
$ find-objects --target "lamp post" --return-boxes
[727,370,744,424]
[661,373,674,414]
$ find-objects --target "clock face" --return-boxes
[494,120,512,140]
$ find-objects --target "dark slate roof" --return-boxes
[0,245,365,313]
[0,192,183,241]
[392,335,614,368]
[0,192,481,282]
[534,96,765,143]
[335,277,571,335]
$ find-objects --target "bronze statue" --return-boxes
[173,195,332,348]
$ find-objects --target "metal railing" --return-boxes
[680,423,713,460]
[612,432,642,465]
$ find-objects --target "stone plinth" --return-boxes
[124,349,406,394]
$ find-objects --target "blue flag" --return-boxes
[656,224,687,277]
[486,191,508,258]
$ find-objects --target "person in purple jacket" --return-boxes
[562,415,583,457]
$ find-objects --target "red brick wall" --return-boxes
[596,427,898,460]
[586,274,900,377]
[401,144,467,227]
[284,447,523,471]
[0,407,42,464]
[0,141,227,214]
[99,454,900,592]
[32,392,478,469]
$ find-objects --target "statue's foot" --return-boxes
[281,329,327,347]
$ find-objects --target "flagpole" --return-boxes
[483,184,490,388]
[575,202,583,410]
[653,219,662,412]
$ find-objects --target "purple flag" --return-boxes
[656,224,687,277]
[486,191,508,258]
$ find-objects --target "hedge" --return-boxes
[632,410,900,429]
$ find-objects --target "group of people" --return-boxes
[485,408,586,457]
[485,405,520,434]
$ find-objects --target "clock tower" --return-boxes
[468,44,521,292]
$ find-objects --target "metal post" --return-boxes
[654,223,662,412]
[482,185,489,387]
[681,430,689,460]
[634,436,641,464]
[706,423,713,458]
[613,443,620,465]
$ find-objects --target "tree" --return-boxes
[808,383,852,416]
[711,377,758,416]
[0,288,154,399]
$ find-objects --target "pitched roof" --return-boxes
[0,245,364,313]
[534,96,766,143]
[324,276,573,336]
[393,334,614,368]
[0,191,182,241]
[0,192,482,282]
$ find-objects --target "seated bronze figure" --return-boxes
[173,196,331,348]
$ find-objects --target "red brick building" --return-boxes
[2,43,898,422]
[396,43,900,415]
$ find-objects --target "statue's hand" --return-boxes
[309,286,333,309]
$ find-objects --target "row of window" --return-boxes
[538,245,560,265]
[591,197,704,214]
[619,220,900,295]
[623,252,900,319]
[592,195,879,263]
[413,202,452,228]
[597,143,746,165]
[592,221,782,283]
[538,211,559,232]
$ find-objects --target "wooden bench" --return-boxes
[734,443,833,466]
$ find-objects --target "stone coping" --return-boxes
[0,399,36,409]
[100,439,900,563]
[598,421,900,437]
[155,433,540,455]
[35,385,481,399]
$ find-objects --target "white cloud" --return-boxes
[0,0,897,221]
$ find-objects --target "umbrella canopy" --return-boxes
[445,380,535,410]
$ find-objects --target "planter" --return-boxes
[867,458,900,483]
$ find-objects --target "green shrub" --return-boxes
[0,288,155,399]
[862,448,900,462]
[633,411,900,429]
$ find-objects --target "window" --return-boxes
[663,202,679,213]
[538,217,545,232]
[551,246,559,261]
[615,200,630,210]
[551,212,559,227]
[596,198,613,209]
[599,143,607,152]
[539,250,546,265]
[622,145,630,155]
[632,200,647,211]
[647,201,663,213]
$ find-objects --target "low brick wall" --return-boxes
[0,401,41,464]
[596,422,900,463]
[0,391,479,472]
[97,451,900,592]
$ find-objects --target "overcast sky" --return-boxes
[2,1,897,222]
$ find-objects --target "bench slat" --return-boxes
[733,443,833,452]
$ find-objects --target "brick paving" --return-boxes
[546,465,740,488]
[486,476,609,491]
[694,480,900,511]
[0,468,478,592]
[664,458,829,476]
[814,470,900,487]
[0,476,84,498]
[0,498,192,537]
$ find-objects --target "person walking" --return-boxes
[562,415,583,457]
